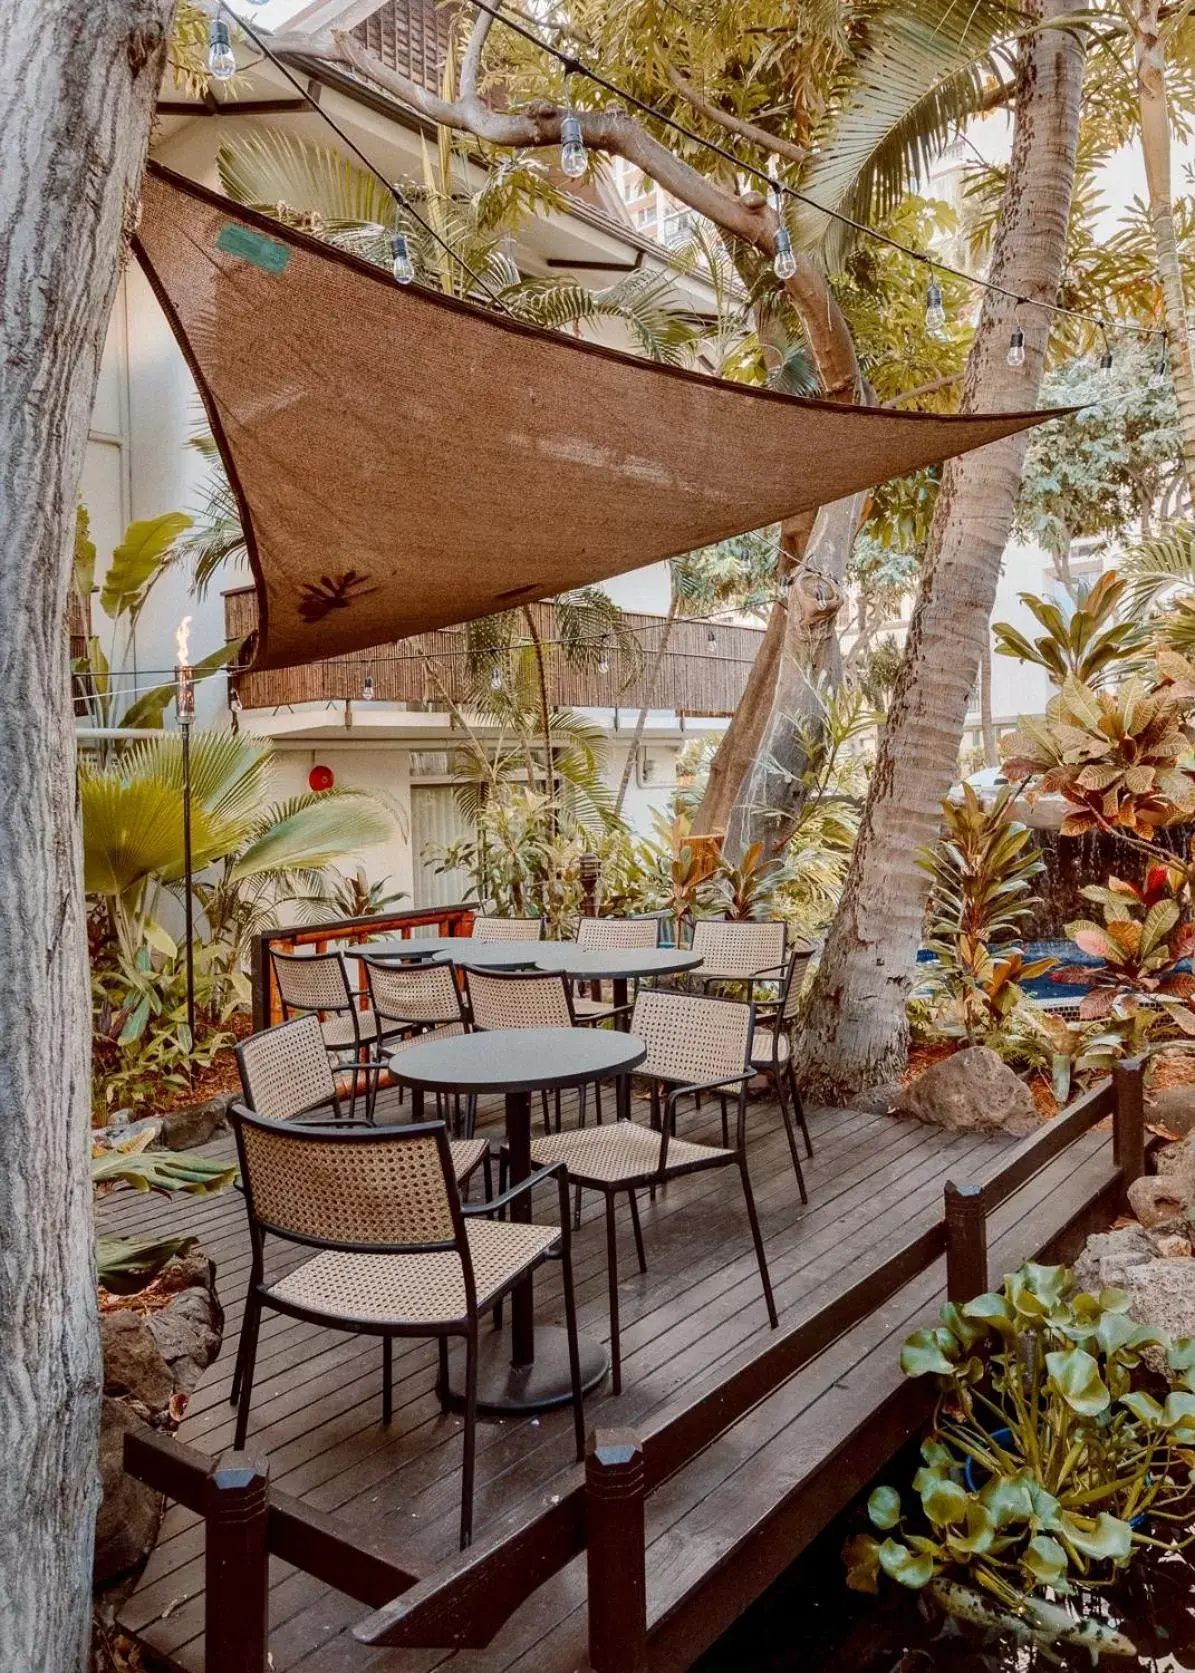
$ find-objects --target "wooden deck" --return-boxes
[103,1083,1121,1673]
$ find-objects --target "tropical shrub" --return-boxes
[1052,865,1195,1039]
[846,1262,1195,1648]
[93,1125,237,1292]
[992,570,1144,689]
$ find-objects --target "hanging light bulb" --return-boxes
[228,687,242,713]
[363,670,375,701]
[706,627,717,651]
[207,18,236,81]
[1098,325,1113,375]
[924,277,947,340]
[390,231,415,285]
[772,226,797,282]
[1006,326,1025,368]
[597,639,610,675]
[559,112,587,179]
[490,666,503,692]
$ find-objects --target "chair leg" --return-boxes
[541,1090,551,1135]
[436,1337,451,1411]
[719,1092,729,1149]
[482,1147,494,1202]
[229,1287,255,1408]
[605,1194,623,1396]
[593,1079,603,1126]
[465,1092,478,1139]
[460,1326,479,1550]
[560,1231,586,1461]
[554,1087,562,1134]
[627,1190,647,1274]
[577,1085,587,1130]
[789,1062,813,1157]
[382,1336,393,1424]
[737,1157,778,1330]
[232,1294,263,1449]
[365,1042,379,1124]
[773,1068,808,1204]
[573,1180,583,1231]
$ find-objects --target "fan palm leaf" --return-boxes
[1120,523,1195,613]
[231,792,394,879]
[794,0,1020,267]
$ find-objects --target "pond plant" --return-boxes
[845,1261,1195,1655]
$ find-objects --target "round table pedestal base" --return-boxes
[443,1327,608,1414]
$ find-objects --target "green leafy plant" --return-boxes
[846,1262,1195,1648]
[702,841,786,921]
[1053,866,1195,1037]
[993,570,1144,689]
[92,1129,237,1292]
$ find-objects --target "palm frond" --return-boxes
[1120,523,1195,613]
[230,792,394,880]
[795,0,1020,267]
[217,129,399,235]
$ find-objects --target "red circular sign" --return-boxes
[308,764,335,792]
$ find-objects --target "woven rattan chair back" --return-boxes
[575,916,659,951]
[629,988,753,1086]
[271,948,354,1015]
[236,1014,339,1122]
[464,967,573,1031]
[471,916,543,942]
[361,957,465,1027]
[781,940,818,1022]
[232,1110,460,1249]
[690,919,786,980]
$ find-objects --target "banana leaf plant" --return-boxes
[93,1127,237,1294]
[845,1263,1195,1645]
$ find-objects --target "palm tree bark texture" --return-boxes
[798,0,1087,1102]
[0,2,171,1667]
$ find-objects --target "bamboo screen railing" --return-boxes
[223,589,763,718]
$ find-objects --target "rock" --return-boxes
[1154,1233,1193,1260]
[94,1398,163,1584]
[1128,1172,1195,1228]
[158,1092,234,1151]
[1072,1223,1155,1295]
[1120,1259,1195,1350]
[100,1312,174,1411]
[1145,1080,1195,1136]
[147,1280,223,1396]
[892,1047,1039,1137]
[1155,1135,1195,1175]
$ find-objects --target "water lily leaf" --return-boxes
[868,1486,902,1530]
[1046,1347,1110,1415]
[844,1533,881,1594]
[1163,1391,1195,1437]
[981,1470,1034,1527]
[1097,1311,1143,1357]
[961,1292,1013,1330]
[1099,1287,1132,1314]
[1023,1534,1069,1587]
[921,1437,956,1470]
[1120,1390,1165,1425]
[939,1301,989,1350]
[900,1328,956,1378]
[1059,1510,1133,1563]
[877,1538,936,1589]
[921,1476,969,1526]
[1168,1338,1195,1375]
[946,1501,996,1555]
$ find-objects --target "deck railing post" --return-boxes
[204,1449,270,1673]
[1113,1056,1146,1187]
[585,1428,647,1673]
[944,1181,988,1303]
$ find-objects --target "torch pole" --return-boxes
[182,718,195,1056]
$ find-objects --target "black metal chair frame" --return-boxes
[270,947,379,1120]
[227,1110,583,1549]
[360,955,474,1134]
[750,950,815,1185]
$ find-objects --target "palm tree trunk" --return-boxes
[613,594,679,818]
[1136,0,1195,499]
[798,0,1086,1102]
[689,593,787,838]
[979,644,998,767]
[0,4,171,1665]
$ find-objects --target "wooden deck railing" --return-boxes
[122,1061,1144,1672]
[224,588,764,719]
[250,903,476,1031]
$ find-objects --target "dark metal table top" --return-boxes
[366,938,703,982]
[387,1027,646,1095]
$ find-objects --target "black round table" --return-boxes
[388,1027,646,1413]
[368,938,704,1020]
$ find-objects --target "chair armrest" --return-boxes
[461,1161,565,1217]
[664,1072,751,1112]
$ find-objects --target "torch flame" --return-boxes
[175,616,192,667]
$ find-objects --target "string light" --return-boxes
[363,670,375,700]
[229,687,243,712]
[490,666,504,691]
[597,640,610,674]
[772,225,797,283]
[1152,337,1169,388]
[706,627,717,651]
[1098,325,1114,374]
[559,75,588,178]
[390,230,415,285]
[924,277,947,340]
[1007,325,1025,369]
[207,18,236,81]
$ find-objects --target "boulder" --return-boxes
[892,1046,1039,1137]
[1155,1135,1195,1175]
[1072,1223,1155,1295]
[1144,1077,1195,1137]
[1127,1172,1195,1228]
[100,1312,173,1410]
[1119,1258,1195,1350]
[158,1092,234,1151]
[147,1276,223,1396]
[94,1398,163,1584]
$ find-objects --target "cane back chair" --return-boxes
[236,1013,489,1193]
[689,920,787,992]
[570,915,660,1026]
[463,967,583,1132]
[270,948,378,1117]
[471,916,543,942]
[750,943,817,1173]
[530,988,778,1393]
[227,1110,583,1547]
[360,956,475,1132]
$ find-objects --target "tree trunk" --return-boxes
[979,643,998,767]
[798,0,1085,1102]
[0,4,170,1667]
[1135,0,1195,499]
[722,492,868,856]
[613,595,678,818]
[690,593,787,837]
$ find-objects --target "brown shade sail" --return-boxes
[135,164,1061,673]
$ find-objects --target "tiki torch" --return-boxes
[175,617,196,1058]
